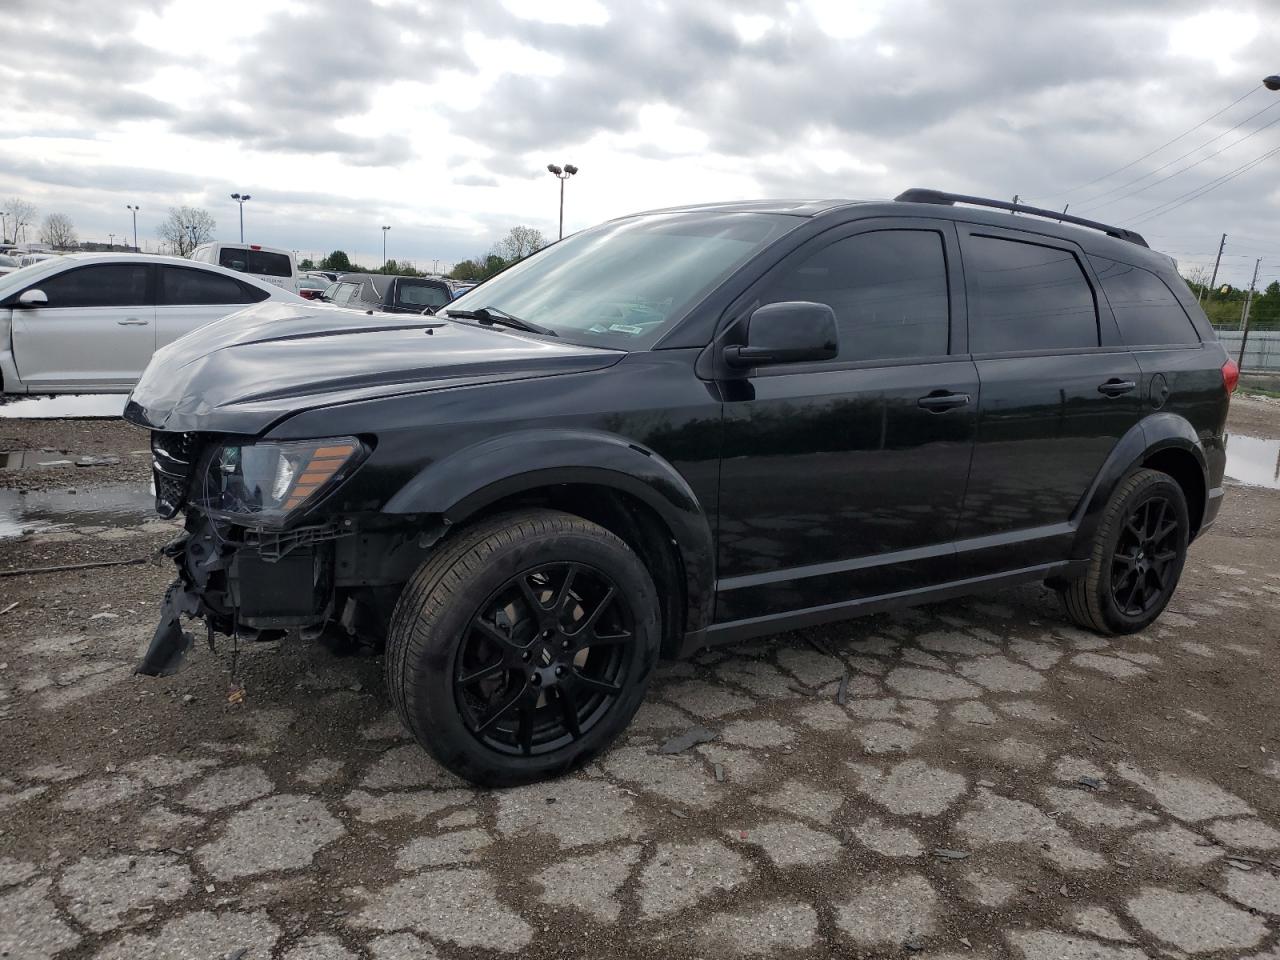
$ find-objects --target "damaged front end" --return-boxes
[136,430,365,676]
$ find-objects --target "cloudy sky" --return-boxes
[2,0,1278,286]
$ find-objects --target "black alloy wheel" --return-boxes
[1061,467,1189,635]
[1109,496,1180,618]
[455,562,633,757]
[386,509,660,786]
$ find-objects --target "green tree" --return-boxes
[494,225,548,262]
[298,257,316,271]
[322,250,352,272]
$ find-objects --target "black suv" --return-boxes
[125,189,1234,786]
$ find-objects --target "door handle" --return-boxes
[1097,378,1136,397]
[917,391,971,411]
[117,318,150,325]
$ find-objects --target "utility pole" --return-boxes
[1201,233,1227,305]
[126,205,140,250]
[1237,257,1262,371]
[381,225,390,269]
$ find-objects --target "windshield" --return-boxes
[443,211,797,348]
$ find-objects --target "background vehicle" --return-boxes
[320,272,453,314]
[18,252,58,268]
[307,270,340,283]
[127,190,1231,786]
[0,254,19,277]
[297,275,329,300]
[0,253,303,393]
[190,242,300,293]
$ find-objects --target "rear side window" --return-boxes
[325,282,360,305]
[218,248,293,277]
[1089,257,1200,346]
[397,281,451,309]
[761,229,951,361]
[159,266,267,306]
[966,236,1098,353]
[36,263,150,307]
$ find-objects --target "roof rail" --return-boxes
[894,188,1149,248]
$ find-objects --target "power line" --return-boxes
[1029,82,1265,202]
[1128,142,1280,225]
[1072,101,1280,212]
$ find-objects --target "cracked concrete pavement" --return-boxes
[0,402,1277,959]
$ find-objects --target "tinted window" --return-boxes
[966,236,1098,353]
[1089,257,1199,346]
[160,266,266,306]
[397,281,451,309]
[37,263,150,308]
[760,230,950,361]
[218,248,293,277]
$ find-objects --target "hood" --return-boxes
[124,301,623,434]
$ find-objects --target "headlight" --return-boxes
[193,437,364,525]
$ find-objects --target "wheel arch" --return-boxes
[382,429,716,656]
[1072,413,1209,560]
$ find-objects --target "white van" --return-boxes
[190,242,299,293]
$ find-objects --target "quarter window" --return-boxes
[160,266,265,305]
[36,263,150,308]
[761,230,951,361]
[966,236,1098,353]
[1089,257,1200,346]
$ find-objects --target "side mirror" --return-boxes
[17,289,48,307]
[724,301,838,369]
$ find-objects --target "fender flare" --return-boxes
[1070,413,1208,560]
[383,429,716,634]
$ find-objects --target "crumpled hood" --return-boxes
[124,301,622,434]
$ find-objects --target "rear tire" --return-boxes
[1060,468,1189,635]
[385,509,660,786]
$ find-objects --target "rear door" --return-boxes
[156,265,269,348]
[714,219,979,624]
[11,262,155,389]
[954,226,1143,575]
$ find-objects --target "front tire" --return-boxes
[1061,468,1189,635]
[386,509,660,786]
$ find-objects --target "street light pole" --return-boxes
[108,233,115,249]
[126,205,140,250]
[382,225,391,269]
[230,193,252,242]
[546,163,579,240]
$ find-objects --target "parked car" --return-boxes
[190,242,300,294]
[450,282,476,297]
[297,275,329,300]
[126,189,1232,786]
[18,252,58,268]
[319,272,453,314]
[0,254,20,276]
[0,253,304,394]
[307,270,340,283]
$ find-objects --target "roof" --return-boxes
[620,199,865,218]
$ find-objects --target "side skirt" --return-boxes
[679,560,1084,656]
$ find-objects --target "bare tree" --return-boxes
[158,206,216,257]
[493,225,549,262]
[1181,264,1212,295]
[4,197,37,244]
[40,213,78,250]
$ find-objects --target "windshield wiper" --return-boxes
[443,306,556,337]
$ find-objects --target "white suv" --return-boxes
[0,253,303,394]
[190,242,300,293]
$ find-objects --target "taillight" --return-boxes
[1221,358,1239,394]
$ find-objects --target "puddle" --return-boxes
[0,483,155,539]
[1225,434,1280,490]
[0,394,127,419]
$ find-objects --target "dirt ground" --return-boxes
[1,399,1277,960]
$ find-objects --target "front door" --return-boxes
[953,225,1144,576]
[713,221,978,626]
[156,265,262,349]
[12,262,154,390]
